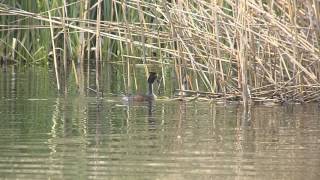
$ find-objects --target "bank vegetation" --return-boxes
[0,0,319,104]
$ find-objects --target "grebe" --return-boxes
[123,72,157,101]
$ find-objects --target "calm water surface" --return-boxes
[0,67,320,179]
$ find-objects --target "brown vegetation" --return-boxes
[0,0,319,103]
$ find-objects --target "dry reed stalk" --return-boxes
[214,3,226,95]
[46,2,60,91]
[62,0,67,72]
[76,0,89,95]
[137,1,149,78]
[79,0,89,65]
[237,0,250,107]
[120,0,132,93]
[156,17,166,89]
[72,60,79,87]
[111,0,127,92]
[11,38,16,59]
[95,0,102,95]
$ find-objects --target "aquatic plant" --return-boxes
[0,0,319,103]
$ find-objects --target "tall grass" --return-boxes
[0,0,319,103]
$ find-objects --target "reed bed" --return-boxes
[0,0,319,103]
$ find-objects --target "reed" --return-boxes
[46,1,60,91]
[0,0,319,103]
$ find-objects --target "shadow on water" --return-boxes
[0,67,320,179]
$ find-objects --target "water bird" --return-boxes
[123,72,157,101]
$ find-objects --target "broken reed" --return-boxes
[0,0,319,103]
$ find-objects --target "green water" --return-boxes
[0,67,319,179]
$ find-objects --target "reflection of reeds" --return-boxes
[0,1,319,102]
